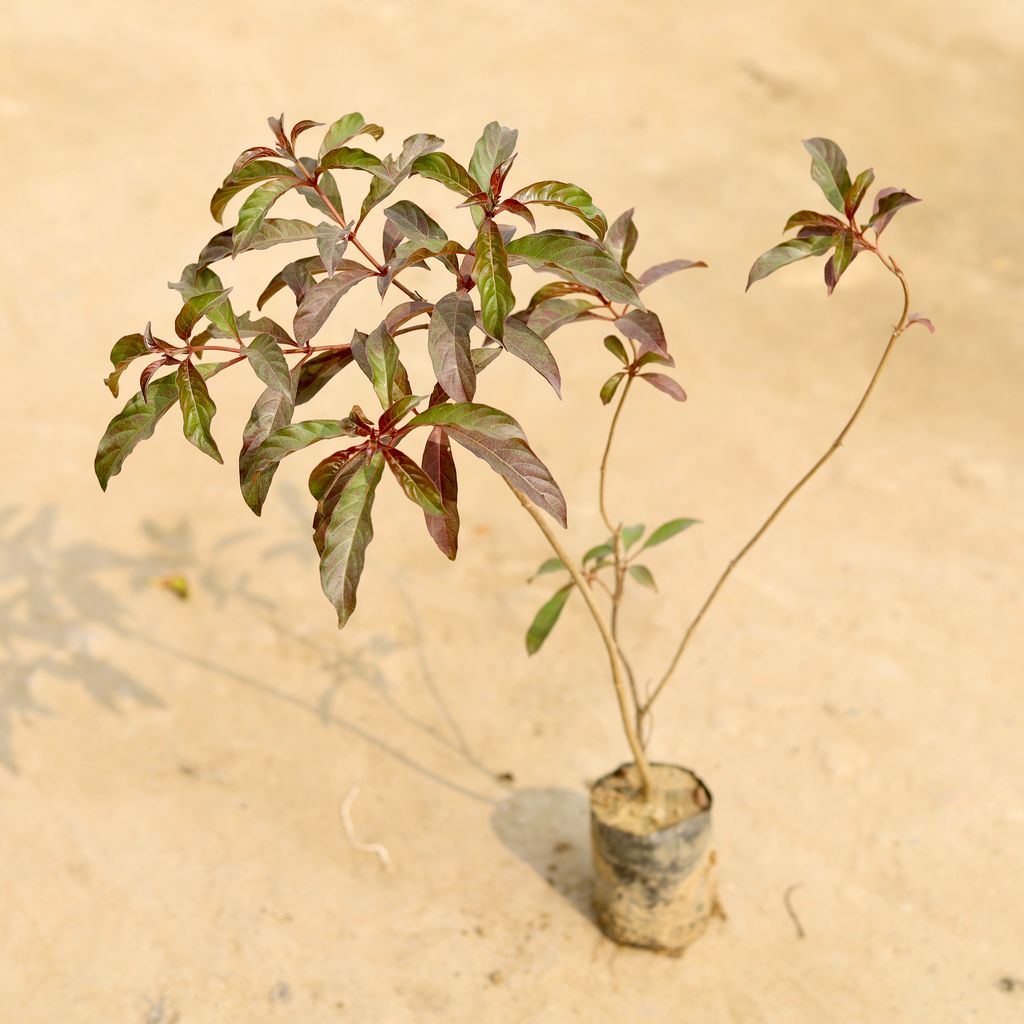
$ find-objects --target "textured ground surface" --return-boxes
[2,1,1022,1021]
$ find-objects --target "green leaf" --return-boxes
[867,188,921,235]
[104,333,148,397]
[176,360,222,463]
[803,138,852,214]
[384,448,444,516]
[383,200,449,248]
[411,153,480,198]
[529,557,566,581]
[198,219,317,268]
[583,541,613,564]
[603,335,629,364]
[316,221,349,276]
[318,113,383,159]
[628,565,657,592]
[318,146,391,179]
[469,122,518,192]
[352,326,411,409]
[501,319,561,397]
[95,362,227,489]
[238,382,296,514]
[745,235,834,290]
[621,523,645,549]
[600,372,625,405]
[641,517,699,550]
[510,181,607,238]
[406,403,566,526]
[294,348,354,404]
[845,168,875,217]
[428,290,476,403]
[421,426,460,560]
[174,289,232,341]
[506,231,643,307]
[316,450,385,628]
[605,208,639,267]
[473,219,514,341]
[210,160,298,223]
[293,262,376,344]
[233,178,299,254]
[244,334,291,394]
[525,584,573,655]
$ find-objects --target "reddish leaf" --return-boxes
[421,427,460,559]
[638,372,686,401]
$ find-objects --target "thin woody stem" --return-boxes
[641,251,911,720]
[506,480,654,798]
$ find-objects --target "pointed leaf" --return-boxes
[469,122,519,192]
[174,289,232,341]
[210,160,298,223]
[378,393,426,432]
[318,146,391,179]
[384,447,444,516]
[317,451,385,627]
[906,312,935,334]
[95,363,227,489]
[176,360,222,463]
[294,348,353,404]
[783,210,845,233]
[293,263,376,344]
[638,372,686,401]
[517,297,596,340]
[421,426,460,559]
[316,221,349,276]
[845,168,875,217]
[641,517,699,550]
[583,541,614,564]
[605,209,638,267]
[506,231,643,307]
[500,319,561,397]
[406,403,566,526]
[600,371,625,405]
[198,218,317,268]
[803,138,852,214]
[603,335,629,364]
[746,235,834,290]
[825,230,855,295]
[510,181,607,238]
[529,557,567,581]
[104,333,148,398]
[868,188,921,235]
[352,326,410,409]
[473,219,515,341]
[526,584,573,654]
[615,310,671,361]
[621,524,645,549]
[428,291,476,402]
[383,200,449,247]
[233,178,300,254]
[411,152,480,198]
[495,198,536,231]
[244,334,291,393]
[319,113,383,159]
[637,259,707,290]
[628,565,657,592]
[239,381,296,514]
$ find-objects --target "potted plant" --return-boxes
[96,116,929,952]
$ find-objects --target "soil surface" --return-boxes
[591,764,708,835]
[2,2,1023,1022]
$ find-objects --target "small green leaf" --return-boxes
[583,541,614,564]
[104,333,148,397]
[384,447,445,516]
[510,181,607,238]
[803,138,852,214]
[641,518,699,550]
[620,524,645,550]
[525,584,573,655]
[411,152,480,198]
[746,235,834,290]
[603,335,629,364]
[529,557,566,581]
[176,360,222,463]
[628,565,657,592]
[233,178,300,254]
[174,289,232,341]
[599,372,625,405]
[352,326,411,409]
[472,219,514,341]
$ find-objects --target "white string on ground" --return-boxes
[339,783,391,869]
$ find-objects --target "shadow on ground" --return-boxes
[491,787,596,923]
[0,500,499,804]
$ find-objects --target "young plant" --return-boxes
[96,120,927,807]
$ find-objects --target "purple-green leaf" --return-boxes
[516,297,595,340]
[239,382,296,514]
[318,146,391,179]
[473,219,514,341]
[198,219,317,268]
[406,403,566,526]
[176,359,222,463]
[468,122,518,193]
[638,372,686,401]
[384,200,449,248]
[868,188,921,235]
[605,209,638,268]
[294,348,354,404]
[104,333,148,397]
[421,427,459,560]
[244,334,291,394]
[318,113,384,160]
[615,310,671,362]
[746,235,835,290]
[210,160,298,223]
[174,288,233,341]
[803,138,852,214]
[637,259,707,290]
[428,291,476,403]
[352,326,411,409]
[600,371,625,405]
[500,319,561,397]
[315,221,349,276]
[845,168,875,217]
[509,181,607,238]
[293,263,376,344]
[506,231,643,307]
[233,178,300,254]
[411,152,480,198]
[825,230,855,295]
[316,450,385,628]
[384,447,445,516]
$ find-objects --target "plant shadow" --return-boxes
[491,786,596,924]
[0,499,498,804]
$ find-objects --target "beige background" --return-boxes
[2,1,1022,1021]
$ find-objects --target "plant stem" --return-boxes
[506,480,655,799]
[641,255,911,721]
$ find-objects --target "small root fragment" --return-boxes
[339,784,391,869]
[783,883,805,939]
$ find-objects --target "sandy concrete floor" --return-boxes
[2,1,1022,1021]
